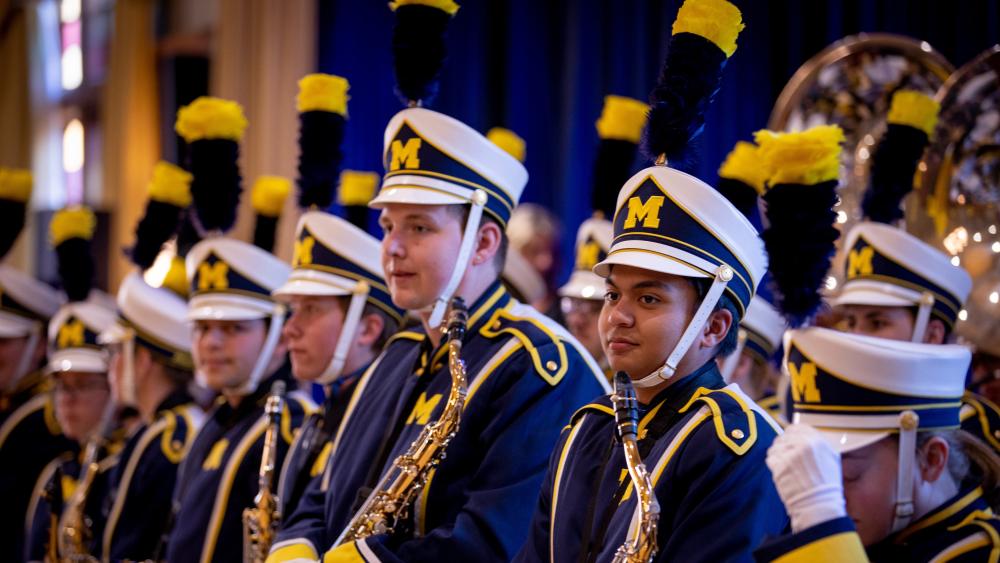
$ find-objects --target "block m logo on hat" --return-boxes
[388,137,422,171]
[622,194,665,229]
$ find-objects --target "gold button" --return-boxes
[492,321,502,330]
[731,429,745,440]
[994,430,1000,440]
[172,440,183,450]
[546,360,558,371]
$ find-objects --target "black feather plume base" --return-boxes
[55,237,94,302]
[130,200,184,270]
[345,205,369,232]
[591,139,638,219]
[176,211,201,258]
[186,138,242,234]
[392,4,451,105]
[252,214,278,253]
[0,199,26,260]
[716,178,762,230]
[642,32,728,171]
[861,124,929,224]
[298,111,346,210]
[762,180,839,327]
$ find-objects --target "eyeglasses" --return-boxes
[560,297,603,316]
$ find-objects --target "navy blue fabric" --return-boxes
[316,0,1000,284]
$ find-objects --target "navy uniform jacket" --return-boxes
[0,373,75,562]
[276,369,362,518]
[100,390,204,562]
[164,369,313,563]
[517,361,788,563]
[25,437,124,562]
[960,390,1000,455]
[755,486,1000,562]
[269,282,610,562]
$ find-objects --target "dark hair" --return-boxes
[690,278,740,358]
[445,205,508,274]
[333,297,400,353]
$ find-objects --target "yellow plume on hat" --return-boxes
[672,0,744,58]
[148,162,193,207]
[887,90,940,137]
[595,95,648,144]
[337,170,380,207]
[718,141,767,194]
[0,168,33,203]
[389,0,459,16]
[297,74,350,115]
[755,125,845,186]
[50,206,96,246]
[174,96,249,143]
[487,127,526,163]
[251,176,292,217]
[161,255,189,298]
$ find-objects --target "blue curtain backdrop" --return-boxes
[316,0,1000,284]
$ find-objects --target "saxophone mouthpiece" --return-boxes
[613,372,639,441]
[447,297,468,341]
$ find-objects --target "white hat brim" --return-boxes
[0,311,36,338]
[832,286,914,309]
[273,277,353,300]
[369,184,467,209]
[813,427,890,454]
[558,271,606,300]
[47,350,108,374]
[187,294,275,321]
[593,249,708,281]
[98,322,128,345]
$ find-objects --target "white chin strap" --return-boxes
[233,304,287,396]
[317,282,370,386]
[427,190,488,329]
[632,265,734,389]
[719,328,747,384]
[120,332,138,407]
[892,410,919,533]
[910,293,935,343]
[9,325,41,391]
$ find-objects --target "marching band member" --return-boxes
[26,206,119,561]
[97,161,205,562]
[0,168,70,562]
[163,96,312,563]
[832,90,1000,453]
[517,1,791,560]
[758,328,1000,561]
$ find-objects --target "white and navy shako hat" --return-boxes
[273,210,404,324]
[47,294,116,374]
[101,273,193,371]
[742,284,786,363]
[834,221,971,329]
[594,166,768,317]
[370,107,528,228]
[559,217,613,301]
[186,237,291,321]
[0,265,61,338]
[785,327,970,452]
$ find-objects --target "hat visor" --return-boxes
[187,294,276,321]
[369,183,468,209]
[558,271,606,300]
[832,286,915,309]
[593,249,709,281]
[813,427,890,453]
[98,322,129,345]
[0,312,36,338]
[47,350,108,374]
[272,277,354,300]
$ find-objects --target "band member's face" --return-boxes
[379,203,464,311]
[283,295,346,381]
[192,318,268,390]
[841,437,907,547]
[599,265,699,381]
[0,335,31,389]
[562,297,604,366]
[53,370,110,441]
[839,305,915,341]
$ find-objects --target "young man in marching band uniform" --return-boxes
[758,328,1000,561]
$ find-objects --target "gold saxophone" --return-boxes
[242,380,287,563]
[611,372,660,563]
[57,438,102,562]
[336,297,469,545]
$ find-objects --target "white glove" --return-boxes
[766,423,847,532]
